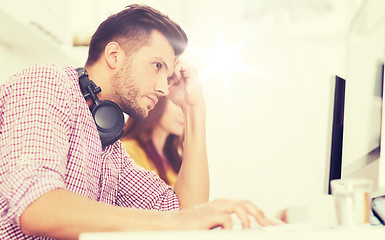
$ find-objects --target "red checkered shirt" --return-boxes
[0,64,179,239]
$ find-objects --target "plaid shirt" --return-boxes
[0,64,179,239]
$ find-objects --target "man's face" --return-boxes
[112,30,176,120]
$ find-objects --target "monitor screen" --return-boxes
[326,0,385,194]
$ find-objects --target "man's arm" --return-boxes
[20,189,167,239]
[168,60,209,209]
[174,104,208,208]
[20,189,270,239]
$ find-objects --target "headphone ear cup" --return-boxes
[90,100,125,146]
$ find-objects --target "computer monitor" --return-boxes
[326,68,384,195]
[341,62,383,191]
[327,76,346,194]
[326,0,385,194]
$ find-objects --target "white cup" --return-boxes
[331,178,372,226]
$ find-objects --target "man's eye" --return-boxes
[154,62,162,70]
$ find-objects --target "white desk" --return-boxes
[79,225,385,240]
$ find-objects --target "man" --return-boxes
[0,5,269,239]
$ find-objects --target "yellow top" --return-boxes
[121,139,178,188]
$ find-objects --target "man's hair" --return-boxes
[86,4,188,67]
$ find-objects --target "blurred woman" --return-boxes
[121,97,184,187]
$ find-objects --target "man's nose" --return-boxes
[155,75,169,97]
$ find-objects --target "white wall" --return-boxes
[0,0,81,81]
[0,0,368,217]
[179,1,360,216]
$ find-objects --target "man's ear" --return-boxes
[104,42,121,69]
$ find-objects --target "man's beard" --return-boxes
[121,88,147,120]
[111,66,147,120]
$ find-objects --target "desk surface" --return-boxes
[79,225,385,240]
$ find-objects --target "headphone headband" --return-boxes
[76,67,101,99]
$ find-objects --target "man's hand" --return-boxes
[168,60,205,111]
[171,199,271,230]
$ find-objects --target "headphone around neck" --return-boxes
[76,67,125,147]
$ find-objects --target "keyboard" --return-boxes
[229,215,313,232]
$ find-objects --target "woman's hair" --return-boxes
[86,4,188,67]
[121,97,182,184]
